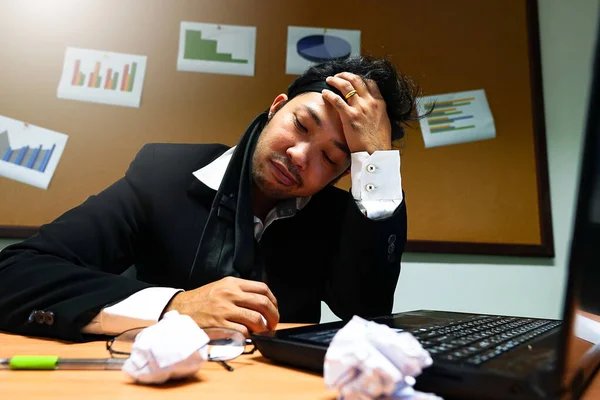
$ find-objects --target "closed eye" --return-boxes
[293,114,307,133]
[293,113,335,166]
[323,152,336,166]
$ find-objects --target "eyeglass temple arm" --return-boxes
[217,360,234,371]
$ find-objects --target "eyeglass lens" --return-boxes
[108,326,251,363]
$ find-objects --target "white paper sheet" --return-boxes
[575,314,600,344]
[417,89,496,148]
[286,26,361,75]
[0,115,68,190]
[57,47,147,108]
[177,22,256,76]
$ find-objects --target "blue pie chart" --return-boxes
[296,35,352,62]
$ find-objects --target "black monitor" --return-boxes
[568,15,600,320]
[560,12,600,397]
[578,79,600,315]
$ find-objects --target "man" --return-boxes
[0,56,421,341]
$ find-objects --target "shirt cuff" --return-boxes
[356,199,403,220]
[350,150,403,202]
[81,287,183,336]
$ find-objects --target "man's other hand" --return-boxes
[161,276,279,336]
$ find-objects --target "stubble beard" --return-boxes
[252,117,304,200]
[252,144,294,201]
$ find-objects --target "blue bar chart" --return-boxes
[0,115,68,189]
[1,135,57,173]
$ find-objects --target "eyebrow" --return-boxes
[301,104,350,159]
[303,105,322,127]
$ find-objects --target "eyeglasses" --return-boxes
[106,326,256,371]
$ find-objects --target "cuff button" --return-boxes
[34,311,45,325]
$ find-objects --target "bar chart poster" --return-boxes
[0,115,68,190]
[177,22,256,76]
[286,26,361,75]
[417,89,496,148]
[57,47,147,108]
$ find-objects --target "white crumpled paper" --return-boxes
[122,310,210,384]
[324,316,443,400]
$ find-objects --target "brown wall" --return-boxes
[0,0,548,252]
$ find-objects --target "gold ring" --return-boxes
[344,89,358,100]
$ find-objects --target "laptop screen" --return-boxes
[560,20,600,394]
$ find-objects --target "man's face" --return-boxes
[252,92,351,200]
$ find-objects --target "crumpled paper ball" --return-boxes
[122,310,210,384]
[324,316,443,400]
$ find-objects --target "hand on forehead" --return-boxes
[320,72,392,155]
[326,72,383,100]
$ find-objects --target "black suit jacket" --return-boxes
[0,144,407,341]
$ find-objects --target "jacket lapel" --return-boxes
[187,176,217,209]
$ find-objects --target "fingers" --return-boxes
[229,307,269,334]
[238,279,278,309]
[326,75,357,98]
[329,72,383,100]
[322,88,352,114]
[232,278,279,330]
[332,72,369,96]
[363,78,383,99]
[235,292,280,330]
[323,74,372,119]
[222,321,250,337]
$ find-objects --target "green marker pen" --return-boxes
[0,356,125,370]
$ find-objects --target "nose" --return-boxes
[286,142,309,171]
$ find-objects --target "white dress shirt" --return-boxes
[82,147,403,335]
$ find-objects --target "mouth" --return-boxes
[270,160,298,186]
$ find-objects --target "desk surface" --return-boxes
[1,324,598,399]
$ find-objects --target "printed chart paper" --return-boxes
[417,89,496,148]
[177,22,256,76]
[0,115,68,189]
[286,26,361,75]
[57,47,147,108]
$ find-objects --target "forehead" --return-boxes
[285,92,350,158]
[287,92,342,130]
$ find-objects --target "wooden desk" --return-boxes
[0,324,335,400]
[1,325,599,399]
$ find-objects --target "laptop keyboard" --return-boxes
[290,315,561,366]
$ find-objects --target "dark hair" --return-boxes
[287,56,427,142]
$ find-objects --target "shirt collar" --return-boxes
[192,145,311,213]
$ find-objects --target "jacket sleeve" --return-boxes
[323,193,407,320]
[0,145,159,341]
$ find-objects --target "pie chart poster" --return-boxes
[286,26,361,75]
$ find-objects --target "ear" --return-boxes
[269,93,288,117]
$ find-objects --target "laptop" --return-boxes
[251,21,600,400]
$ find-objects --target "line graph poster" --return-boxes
[57,47,147,108]
[0,115,68,190]
[417,89,496,148]
[177,21,256,76]
[286,26,361,75]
